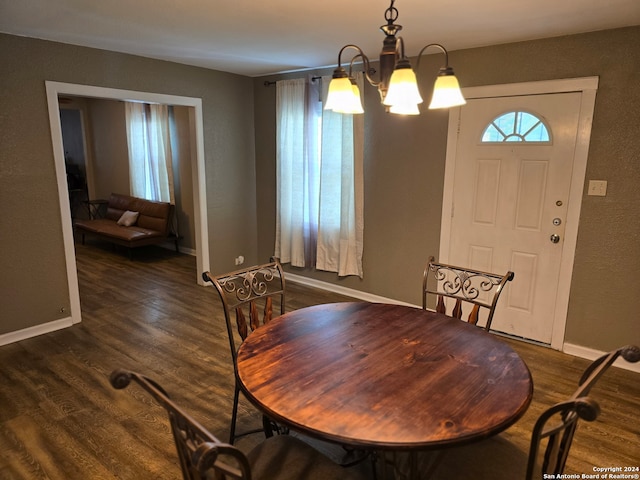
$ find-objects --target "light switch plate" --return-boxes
[588,180,607,196]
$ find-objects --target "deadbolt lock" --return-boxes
[553,218,562,226]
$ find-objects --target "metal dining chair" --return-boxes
[422,256,514,331]
[413,345,640,479]
[109,369,366,480]
[202,259,286,444]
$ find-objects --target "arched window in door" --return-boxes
[481,111,551,143]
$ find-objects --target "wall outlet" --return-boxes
[588,180,607,196]
[234,255,244,266]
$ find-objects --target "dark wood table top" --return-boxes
[236,302,533,450]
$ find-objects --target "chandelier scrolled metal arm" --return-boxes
[415,43,449,71]
[325,0,466,115]
[334,45,378,87]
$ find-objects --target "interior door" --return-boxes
[445,92,582,344]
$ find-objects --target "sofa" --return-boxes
[74,193,176,255]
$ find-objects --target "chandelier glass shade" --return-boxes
[428,69,466,109]
[324,76,364,114]
[325,0,466,115]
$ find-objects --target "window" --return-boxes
[481,111,551,143]
[275,75,364,278]
[125,102,175,203]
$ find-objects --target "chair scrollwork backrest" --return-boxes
[202,259,286,365]
[109,369,252,480]
[422,256,514,331]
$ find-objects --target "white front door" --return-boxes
[440,79,598,347]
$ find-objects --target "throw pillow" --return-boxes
[117,210,139,227]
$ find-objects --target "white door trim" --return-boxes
[45,81,211,327]
[440,77,598,350]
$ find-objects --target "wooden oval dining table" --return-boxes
[236,301,533,452]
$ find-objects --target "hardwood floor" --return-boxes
[1,242,638,479]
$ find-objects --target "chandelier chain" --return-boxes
[384,0,399,24]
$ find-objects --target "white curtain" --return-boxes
[274,74,364,277]
[316,73,364,277]
[275,78,309,267]
[125,102,175,203]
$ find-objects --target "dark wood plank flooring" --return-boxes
[1,241,638,479]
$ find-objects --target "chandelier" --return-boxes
[324,0,466,115]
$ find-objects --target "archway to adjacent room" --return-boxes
[45,81,210,325]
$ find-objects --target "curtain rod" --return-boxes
[264,76,321,86]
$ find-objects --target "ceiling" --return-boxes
[1,0,639,77]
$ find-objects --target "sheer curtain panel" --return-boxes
[125,102,175,203]
[274,75,364,277]
[316,74,364,277]
[275,78,319,268]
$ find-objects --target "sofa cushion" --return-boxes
[75,219,163,241]
[97,225,163,242]
[105,193,172,235]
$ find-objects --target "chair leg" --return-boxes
[229,384,240,444]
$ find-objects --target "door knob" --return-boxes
[550,234,560,244]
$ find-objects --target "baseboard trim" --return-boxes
[563,343,640,374]
[0,317,74,346]
[285,272,417,307]
[158,241,196,256]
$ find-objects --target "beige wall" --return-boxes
[1,27,637,352]
[254,26,640,352]
[171,105,197,250]
[87,99,130,199]
[0,33,258,336]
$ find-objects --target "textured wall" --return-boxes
[171,105,197,250]
[87,99,130,199]
[254,27,640,351]
[1,27,637,351]
[0,33,258,336]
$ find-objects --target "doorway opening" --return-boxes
[46,81,210,326]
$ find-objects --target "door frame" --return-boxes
[46,81,211,326]
[439,77,598,350]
